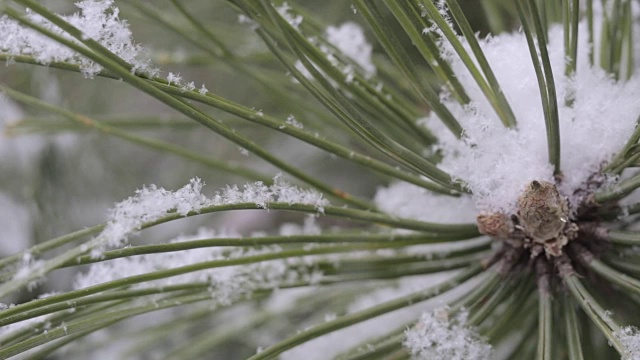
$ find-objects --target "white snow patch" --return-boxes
[616,326,640,360]
[422,19,640,213]
[0,0,157,78]
[404,307,493,360]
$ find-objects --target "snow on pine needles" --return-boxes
[411,19,640,215]
[3,1,640,359]
[0,0,157,78]
[404,307,492,360]
[74,174,329,307]
[94,175,328,253]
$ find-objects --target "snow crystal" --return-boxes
[166,72,183,86]
[616,326,640,360]
[181,81,196,92]
[94,175,328,253]
[0,0,157,78]
[404,307,493,360]
[325,22,376,78]
[422,16,640,213]
[285,115,304,129]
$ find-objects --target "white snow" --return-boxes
[616,326,640,360]
[285,115,304,129]
[166,72,183,86]
[415,19,640,214]
[404,307,493,360]
[94,175,328,253]
[0,0,157,78]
